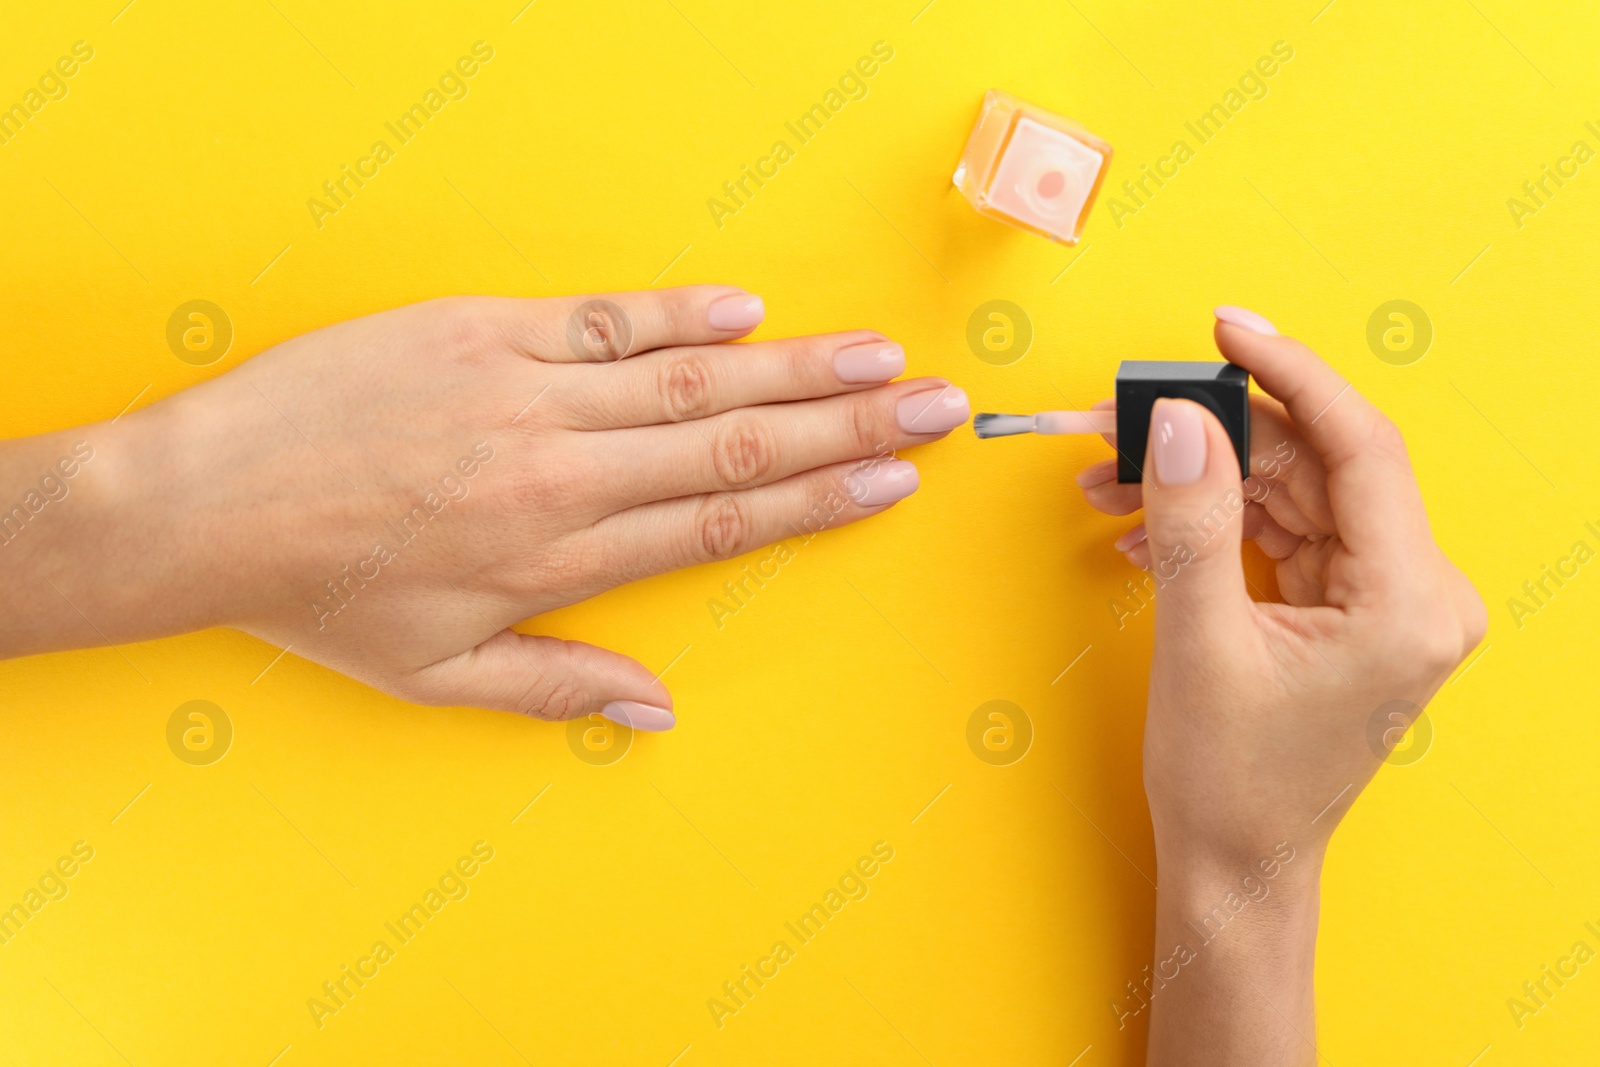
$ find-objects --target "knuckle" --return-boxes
[1419,622,1466,674]
[516,675,590,721]
[1368,414,1409,460]
[659,292,693,338]
[659,352,716,421]
[797,471,850,535]
[694,492,752,561]
[527,538,589,598]
[571,303,631,362]
[1419,619,1460,668]
[508,457,591,515]
[1148,501,1231,552]
[847,396,884,454]
[711,418,776,487]
[433,298,500,361]
[1379,612,1463,678]
[784,340,818,384]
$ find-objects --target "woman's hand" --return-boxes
[1077,307,1485,1063]
[0,286,968,729]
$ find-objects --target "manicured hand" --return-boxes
[1077,307,1485,1064]
[1079,307,1485,849]
[0,287,968,730]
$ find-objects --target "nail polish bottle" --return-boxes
[953,89,1113,245]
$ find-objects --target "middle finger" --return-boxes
[586,377,968,509]
[557,331,906,430]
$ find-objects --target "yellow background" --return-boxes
[2,1,1597,1063]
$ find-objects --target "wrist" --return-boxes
[0,418,141,655]
[1144,838,1324,1065]
[0,396,239,658]
[1151,839,1323,1002]
[1156,834,1323,903]
[94,390,258,636]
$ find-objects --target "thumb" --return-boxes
[1141,398,1252,625]
[401,630,676,730]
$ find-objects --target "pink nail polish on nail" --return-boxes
[845,459,919,506]
[1074,461,1116,489]
[1213,305,1278,336]
[601,700,676,732]
[1152,401,1207,486]
[834,341,906,383]
[896,386,970,433]
[707,293,764,331]
[1114,524,1148,552]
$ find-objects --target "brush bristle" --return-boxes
[972,413,1035,439]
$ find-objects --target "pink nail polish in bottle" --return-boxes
[952,90,1113,245]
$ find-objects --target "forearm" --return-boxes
[0,397,249,659]
[1144,844,1323,1066]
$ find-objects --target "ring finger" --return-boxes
[570,457,922,592]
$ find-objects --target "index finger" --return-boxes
[1212,309,1433,561]
[479,284,766,363]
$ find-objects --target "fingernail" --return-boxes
[1152,400,1207,486]
[707,293,764,331]
[1214,305,1278,336]
[845,458,919,506]
[1074,460,1117,488]
[834,341,905,384]
[601,700,676,732]
[896,385,969,434]
[1114,524,1148,552]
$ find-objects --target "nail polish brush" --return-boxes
[974,361,1251,483]
[972,410,1116,439]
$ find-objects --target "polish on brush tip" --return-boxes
[973,409,1115,439]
